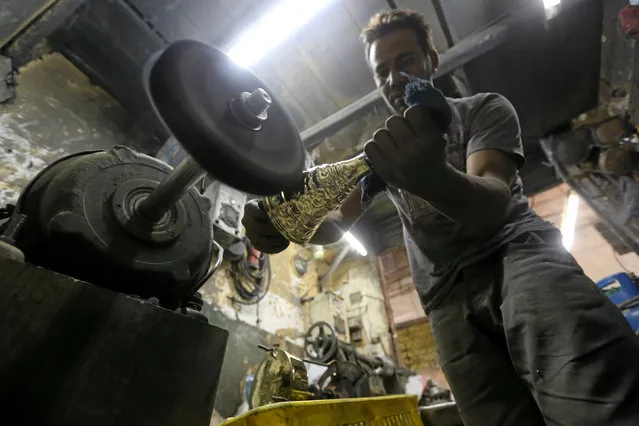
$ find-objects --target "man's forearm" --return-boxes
[307,187,364,245]
[308,217,347,245]
[419,164,512,233]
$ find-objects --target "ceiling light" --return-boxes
[561,192,579,251]
[227,0,339,67]
[543,0,561,10]
[343,231,367,257]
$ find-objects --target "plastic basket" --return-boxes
[220,395,422,426]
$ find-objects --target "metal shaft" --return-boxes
[138,156,206,222]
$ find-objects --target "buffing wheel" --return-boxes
[147,40,306,195]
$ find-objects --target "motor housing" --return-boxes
[14,146,213,309]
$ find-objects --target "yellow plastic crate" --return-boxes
[220,395,422,426]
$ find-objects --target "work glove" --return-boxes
[242,199,290,254]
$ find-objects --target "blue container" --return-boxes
[597,272,639,332]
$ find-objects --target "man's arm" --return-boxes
[365,92,522,235]
[420,149,516,234]
[415,94,522,233]
[308,187,364,245]
[423,94,522,233]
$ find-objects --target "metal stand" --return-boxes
[0,257,228,426]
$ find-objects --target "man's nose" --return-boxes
[388,69,407,88]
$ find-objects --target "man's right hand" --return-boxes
[241,199,290,254]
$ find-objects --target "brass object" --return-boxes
[262,154,372,244]
[250,346,314,408]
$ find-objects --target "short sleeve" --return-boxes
[465,93,525,169]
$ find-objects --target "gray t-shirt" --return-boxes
[365,93,555,312]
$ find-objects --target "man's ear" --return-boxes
[429,50,440,72]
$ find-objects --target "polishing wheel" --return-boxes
[146,40,306,196]
[10,40,305,308]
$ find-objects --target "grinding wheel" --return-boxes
[146,40,305,195]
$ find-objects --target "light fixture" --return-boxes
[543,0,561,10]
[227,0,339,67]
[343,231,367,256]
[561,191,579,251]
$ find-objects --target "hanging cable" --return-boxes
[229,238,272,305]
[0,204,15,233]
[613,249,633,274]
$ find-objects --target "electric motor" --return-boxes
[14,146,213,309]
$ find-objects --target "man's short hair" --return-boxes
[361,9,436,62]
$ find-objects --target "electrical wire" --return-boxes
[229,238,272,305]
[613,249,633,274]
[0,204,15,234]
[182,240,224,307]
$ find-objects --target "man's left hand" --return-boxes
[364,106,448,198]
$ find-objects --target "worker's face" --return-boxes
[369,28,439,114]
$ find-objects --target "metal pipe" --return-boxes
[137,156,206,222]
[318,245,351,291]
[302,13,518,149]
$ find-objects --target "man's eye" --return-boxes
[377,69,389,80]
[400,57,416,68]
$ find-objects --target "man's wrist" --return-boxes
[413,162,459,202]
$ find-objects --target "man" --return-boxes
[243,9,639,425]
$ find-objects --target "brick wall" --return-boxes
[396,317,449,388]
[396,318,437,371]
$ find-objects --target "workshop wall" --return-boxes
[0,53,154,206]
[396,318,448,389]
[198,246,321,418]
[377,246,447,389]
[322,255,393,358]
[199,244,318,348]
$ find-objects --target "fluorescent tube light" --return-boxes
[227,0,338,67]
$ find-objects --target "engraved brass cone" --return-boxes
[262,154,371,244]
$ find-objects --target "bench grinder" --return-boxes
[0,40,305,426]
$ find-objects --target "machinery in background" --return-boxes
[248,332,462,425]
[307,291,350,345]
[597,272,639,333]
[304,321,414,399]
[0,39,304,311]
[204,181,247,249]
[541,115,639,253]
[0,40,306,426]
[248,320,415,408]
[249,346,314,408]
[227,237,271,305]
[249,336,416,410]
[419,378,452,407]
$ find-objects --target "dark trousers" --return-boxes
[429,230,639,426]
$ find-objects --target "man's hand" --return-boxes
[364,106,447,198]
[242,200,290,254]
